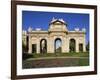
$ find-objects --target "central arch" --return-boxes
[54,38,62,53]
[40,39,47,54]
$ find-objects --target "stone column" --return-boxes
[51,38,54,53]
[76,39,79,52]
[66,38,69,52]
[37,39,40,53]
[83,37,86,52]
[62,38,64,53]
[49,36,55,53]
[28,36,32,53]
[47,38,51,53]
[47,37,54,53]
[62,37,68,53]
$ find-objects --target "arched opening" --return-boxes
[40,39,47,54]
[79,43,83,52]
[55,38,62,53]
[69,39,76,52]
[32,44,36,53]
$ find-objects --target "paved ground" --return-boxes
[22,57,89,69]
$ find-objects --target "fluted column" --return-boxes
[47,38,51,53]
[62,37,68,53]
[66,38,69,52]
[76,39,79,52]
[51,38,54,53]
[83,37,86,52]
[37,39,40,53]
[28,36,32,54]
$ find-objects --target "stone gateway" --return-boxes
[22,18,86,54]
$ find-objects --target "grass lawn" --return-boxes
[78,58,89,66]
[22,56,89,68]
[22,52,89,68]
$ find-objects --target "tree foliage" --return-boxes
[22,40,27,53]
[86,41,89,51]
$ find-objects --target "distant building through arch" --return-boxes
[55,38,62,53]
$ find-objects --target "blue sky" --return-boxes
[22,11,89,44]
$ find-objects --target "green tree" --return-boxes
[22,40,27,53]
[86,41,89,52]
